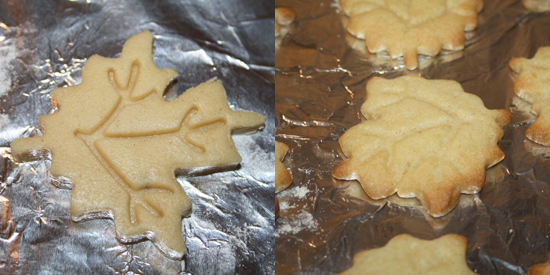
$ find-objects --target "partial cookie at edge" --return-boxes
[339,234,477,275]
[339,0,483,70]
[275,141,292,193]
[510,47,550,145]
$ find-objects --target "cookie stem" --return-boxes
[404,49,418,70]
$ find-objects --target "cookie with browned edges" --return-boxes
[334,76,510,217]
[340,0,483,70]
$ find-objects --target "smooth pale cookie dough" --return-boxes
[11,31,265,259]
[275,141,292,193]
[339,234,477,275]
[339,0,483,70]
[510,47,550,145]
[333,76,510,217]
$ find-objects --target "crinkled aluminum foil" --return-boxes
[0,0,274,274]
[275,0,550,274]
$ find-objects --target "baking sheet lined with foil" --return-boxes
[275,0,550,274]
[0,0,275,274]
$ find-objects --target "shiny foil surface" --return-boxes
[275,0,550,274]
[0,0,274,274]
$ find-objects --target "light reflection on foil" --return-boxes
[0,0,274,274]
[276,0,550,274]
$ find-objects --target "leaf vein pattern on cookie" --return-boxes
[333,76,510,217]
[10,31,265,259]
[340,0,484,69]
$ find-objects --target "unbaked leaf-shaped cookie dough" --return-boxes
[333,76,510,217]
[11,31,265,259]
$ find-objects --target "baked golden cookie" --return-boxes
[275,141,292,193]
[510,47,550,145]
[333,76,510,217]
[339,0,483,70]
[11,31,265,259]
[341,179,478,229]
[339,234,477,275]
[529,258,550,275]
[275,7,295,37]
[522,0,550,12]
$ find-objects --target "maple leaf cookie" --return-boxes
[339,234,477,275]
[333,76,510,217]
[510,47,550,145]
[11,31,265,259]
[339,0,483,70]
